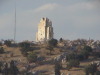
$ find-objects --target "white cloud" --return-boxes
[34,3,59,13]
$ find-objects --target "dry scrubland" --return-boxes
[0,45,100,75]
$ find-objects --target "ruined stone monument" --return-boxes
[36,17,53,42]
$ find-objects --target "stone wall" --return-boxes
[36,17,53,42]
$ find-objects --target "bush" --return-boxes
[67,59,80,70]
[19,42,30,48]
[0,47,4,54]
[68,59,80,67]
[95,71,100,75]
[76,54,84,61]
[54,62,61,75]
[59,38,63,43]
[84,63,97,75]
[46,45,54,55]
[80,50,89,59]
[4,40,12,47]
[9,60,19,75]
[83,46,93,53]
[27,52,37,63]
[48,38,58,47]
[92,52,100,58]
[66,53,76,61]
[0,42,2,46]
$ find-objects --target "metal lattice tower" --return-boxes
[14,0,16,42]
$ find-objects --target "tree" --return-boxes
[95,71,100,75]
[48,38,58,47]
[0,47,4,54]
[9,60,19,75]
[80,50,89,59]
[59,38,63,43]
[4,40,12,47]
[27,52,37,63]
[2,63,9,75]
[66,53,76,61]
[0,42,2,46]
[0,61,3,73]
[67,59,80,68]
[76,53,84,61]
[46,45,54,55]
[84,65,90,75]
[20,47,28,57]
[19,42,30,48]
[83,46,93,53]
[84,63,97,75]
[54,62,61,75]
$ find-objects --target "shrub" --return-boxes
[80,50,89,59]
[92,52,100,58]
[46,45,54,55]
[54,62,61,75]
[83,46,93,53]
[0,47,4,54]
[68,59,80,67]
[76,54,84,61]
[0,42,2,46]
[59,38,63,43]
[27,52,37,63]
[66,53,76,61]
[95,71,100,75]
[84,63,97,75]
[4,40,12,47]
[48,38,58,47]
[19,42,30,48]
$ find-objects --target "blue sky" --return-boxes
[0,0,100,42]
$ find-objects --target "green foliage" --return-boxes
[92,52,100,58]
[19,42,33,57]
[80,50,89,59]
[95,71,100,75]
[66,53,76,61]
[66,50,90,62]
[54,62,61,75]
[27,52,37,63]
[46,45,54,55]
[9,60,19,75]
[83,46,93,53]
[2,60,19,75]
[0,61,3,73]
[76,47,90,61]
[68,59,80,67]
[0,47,4,54]
[84,63,97,75]
[48,38,58,47]
[76,54,84,61]
[67,63,72,70]
[59,38,63,43]
[20,47,28,57]
[4,40,12,47]
[19,42,30,48]
[0,42,2,46]
[84,65,90,75]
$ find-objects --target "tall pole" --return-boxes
[14,0,16,42]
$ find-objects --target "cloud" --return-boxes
[34,3,59,13]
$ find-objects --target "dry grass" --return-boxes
[0,45,99,75]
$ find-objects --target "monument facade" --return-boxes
[36,17,53,42]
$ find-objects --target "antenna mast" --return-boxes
[14,0,16,42]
